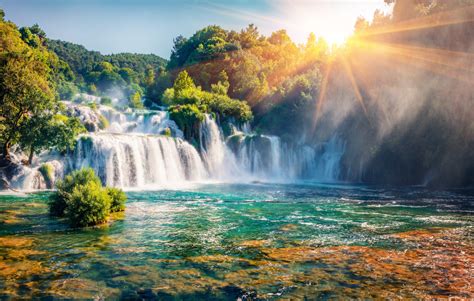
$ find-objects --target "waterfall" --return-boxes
[6,105,347,190]
[316,136,346,181]
[70,134,206,188]
[99,107,183,137]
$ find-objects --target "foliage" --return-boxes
[39,163,54,188]
[98,115,109,130]
[0,18,86,163]
[253,69,322,139]
[129,91,144,109]
[106,187,127,212]
[52,167,102,217]
[173,70,195,92]
[162,127,172,137]
[50,168,127,227]
[165,71,252,124]
[57,80,78,100]
[100,96,112,106]
[49,168,95,217]
[45,39,166,99]
[169,104,204,140]
[147,23,329,111]
[19,113,86,164]
[87,102,97,110]
[66,181,111,227]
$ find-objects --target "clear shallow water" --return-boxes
[0,183,473,299]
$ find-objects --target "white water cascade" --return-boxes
[7,104,346,190]
[198,116,346,182]
[70,134,206,187]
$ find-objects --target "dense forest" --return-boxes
[46,39,166,103]
[1,0,473,188]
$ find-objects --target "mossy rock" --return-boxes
[39,163,54,189]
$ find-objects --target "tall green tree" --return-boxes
[19,114,85,164]
[0,16,85,163]
[0,20,57,161]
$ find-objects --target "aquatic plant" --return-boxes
[106,187,127,212]
[49,167,127,226]
[50,167,101,217]
[66,181,111,227]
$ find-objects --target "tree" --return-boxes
[0,20,56,161]
[268,29,292,46]
[173,70,196,93]
[50,168,127,227]
[238,24,260,49]
[211,70,230,95]
[129,91,144,109]
[19,114,86,164]
[354,17,370,33]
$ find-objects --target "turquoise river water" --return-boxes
[0,183,473,299]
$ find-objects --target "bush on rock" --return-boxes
[49,167,127,227]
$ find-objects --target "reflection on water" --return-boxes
[0,183,473,299]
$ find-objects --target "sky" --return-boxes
[0,0,391,59]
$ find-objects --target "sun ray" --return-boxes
[341,56,370,124]
[348,56,391,128]
[359,5,474,37]
[312,61,332,131]
[364,41,474,73]
[351,40,474,84]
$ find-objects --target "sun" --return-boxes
[322,32,349,47]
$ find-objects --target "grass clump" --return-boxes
[49,167,126,227]
[98,115,109,130]
[39,163,54,189]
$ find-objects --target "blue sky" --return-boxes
[1,0,390,59]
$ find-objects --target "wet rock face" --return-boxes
[0,160,24,190]
[0,157,64,191]
[64,102,102,132]
[0,172,9,190]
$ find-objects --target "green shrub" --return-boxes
[162,127,172,137]
[49,193,68,217]
[50,167,102,217]
[98,115,109,130]
[169,104,204,140]
[106,187,127,212]
[66,181,111,227]
[129,91,144,109]
[49,168,127,227]
[88,102,97,110]
[100,97,112,106]
[39,163,54,189]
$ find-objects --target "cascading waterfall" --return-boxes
[199,115,243,179]
[70,134,206,187]
[10,104,346,190]
[200,116,346,182]
[70,110,347,187]
[99,107,183,137]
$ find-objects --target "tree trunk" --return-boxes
[28,145,35,166]
[3,142,10,160]
[1,141,11,167]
